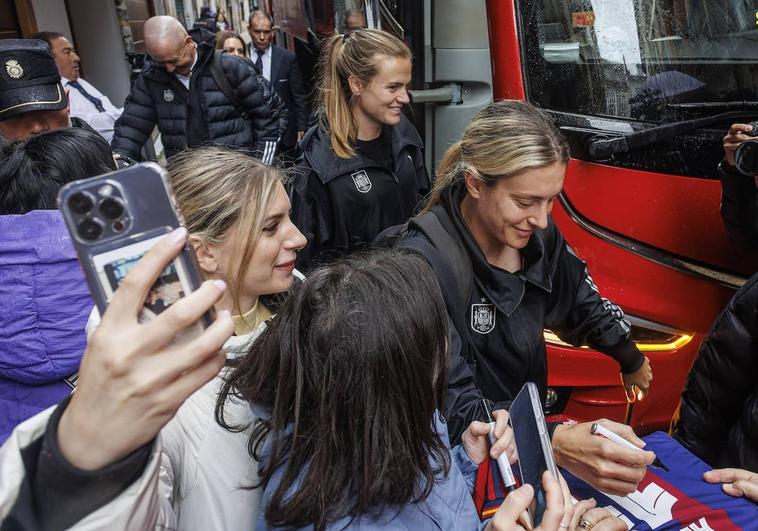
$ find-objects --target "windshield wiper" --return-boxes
[667,101,758,110]
[587,110,758,160]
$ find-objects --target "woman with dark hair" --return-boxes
[219,248,570,529]
[290,28,430,271]
[0,127,115,442]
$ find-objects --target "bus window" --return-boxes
[521,0,758,123]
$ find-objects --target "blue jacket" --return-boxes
[256,412,484,530]
[0,211,92,443]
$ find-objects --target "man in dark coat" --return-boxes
[246,11,308,155]
[112,16,286,163]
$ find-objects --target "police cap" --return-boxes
[0,39,66,121]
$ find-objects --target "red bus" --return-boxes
[271,0,758,433]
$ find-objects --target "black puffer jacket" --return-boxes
[672,273,758,472]
[112,28,286,162]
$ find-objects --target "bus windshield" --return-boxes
[520,0,758,122]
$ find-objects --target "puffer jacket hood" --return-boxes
[0,210,91,442]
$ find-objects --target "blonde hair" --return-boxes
[317,29,411,159]
[167,147,282,313]
[426,100,570,210]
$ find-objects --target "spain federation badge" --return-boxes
[4,58,23,79]
[351,170,372,193]
[163,89,174,102]
[471,301,495,334]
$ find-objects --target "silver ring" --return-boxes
[559,524,569,529]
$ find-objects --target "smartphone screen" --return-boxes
[509,382,560,526]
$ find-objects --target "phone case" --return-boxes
[58,163,212,335]
[509,382,560,526]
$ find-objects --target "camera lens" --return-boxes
[68,192,94,215]
[78,218,104,241]
[99,197,125,220]
[735,139,758,177]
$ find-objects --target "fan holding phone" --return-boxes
[51,148,306,530]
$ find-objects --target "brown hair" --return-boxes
[426,99,570,210]
[316,29,410,159]
[167,147,282,313]
[215,30,246,56]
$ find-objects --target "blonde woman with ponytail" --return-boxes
[401,100,654,508]
[290,28,430,271]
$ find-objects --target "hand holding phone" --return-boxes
[57,228,234,471]
[58,163,212,339]
[485,472,565,531]
[509,382,562,526]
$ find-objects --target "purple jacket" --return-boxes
[0,210,92,444]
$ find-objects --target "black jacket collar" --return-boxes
[440,181,556,315]
[300,114,423,184]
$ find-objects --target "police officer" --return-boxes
[289,29,429,271]
[0,39,133,168]
[0,39,71,142]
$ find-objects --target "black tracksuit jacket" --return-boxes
[402,183,645,442]
[290,115,430,271]
[112,28,286,162]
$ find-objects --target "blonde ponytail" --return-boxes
[316,29,411,159]
[424,141,464,210]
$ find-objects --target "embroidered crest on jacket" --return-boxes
[351,170,372,193]
[471,302,496,334]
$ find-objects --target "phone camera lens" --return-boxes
[99,197,125,220]
[112,220,126,232]
[68,192,94,215]
[78,218,103,241]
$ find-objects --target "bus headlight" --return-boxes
[544,315,693,353]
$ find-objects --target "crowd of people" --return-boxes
[0,11,756,531]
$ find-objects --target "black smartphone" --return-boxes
[509,382,560,526]
[58,163,212,340]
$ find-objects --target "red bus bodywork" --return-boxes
[488,0,752,432]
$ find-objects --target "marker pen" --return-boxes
[591,422,669,471]
[482,399,517,493]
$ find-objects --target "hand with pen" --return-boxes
[551,419,656,496]
[460,409,517,467]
